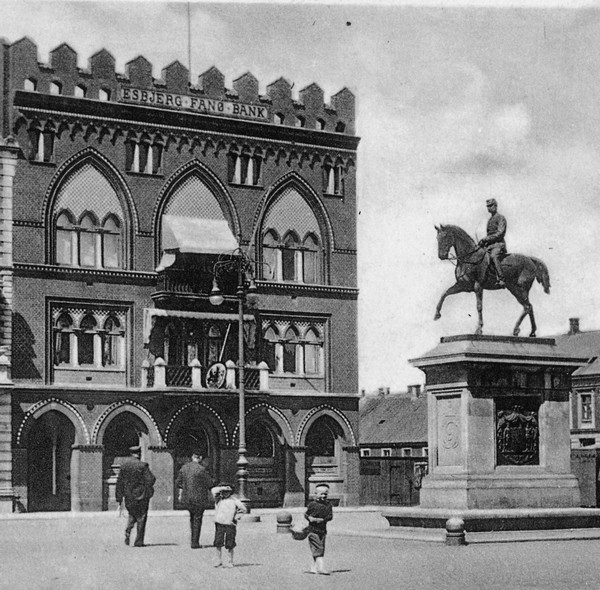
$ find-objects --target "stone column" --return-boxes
[75,445,104,512]
[148,446,174,510]
[0,137,19,512]
[284,445,306,507]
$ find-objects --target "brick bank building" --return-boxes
[0,38,360,512]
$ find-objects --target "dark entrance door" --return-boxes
[27,411,75,512]
[102,413,149,511]
[389,461,419,506]
[170,417,212,510]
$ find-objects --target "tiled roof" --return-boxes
[554,331,600,377]
[359,394,428,444]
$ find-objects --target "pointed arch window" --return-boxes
[24,78,37,91]
[126,140,162,175]
[262,231,280,281]
[261,186,326,285]
[303,327,322,374]
[78,314,97,365]
[262,319,325,376]
[229,151,262,186]
[302,234,320,284]
[102,216,121,268]
[74,85,87,98]
[283,327,299,373]
[29,126,54,163]
[54,313,73,365]
[103,315,123,367]
[282,232,299,282]
[79,213,98,267]
[55,208,123,269]
[56,212,75,265]
[51,303,129,384]
[323,162,344,196]
[50,81,62,96]
[263,326,279,373]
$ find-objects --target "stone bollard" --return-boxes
[276,510,293,534]
[445,517,466,546]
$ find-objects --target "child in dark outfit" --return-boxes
[304,483,333,575]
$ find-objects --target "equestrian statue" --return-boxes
[434,199,550,337]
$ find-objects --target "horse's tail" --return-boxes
[531,257,551,294]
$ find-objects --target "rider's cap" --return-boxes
[486,198,497,206]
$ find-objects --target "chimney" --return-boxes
[408,384,422,398]
[569,318,580,335]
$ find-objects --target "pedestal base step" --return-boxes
[382,506,600,533]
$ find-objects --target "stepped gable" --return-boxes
[7,37,355,133]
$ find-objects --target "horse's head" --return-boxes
[435,224,453,260]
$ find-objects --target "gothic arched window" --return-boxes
[302,234,320,284]
[283,327,298,373]
[78,314,97,365]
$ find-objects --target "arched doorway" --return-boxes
[27,411,75,512]
[246,420,286,507]
[101,413,149,510]
[305,415,345,504]
[168,411,216,509]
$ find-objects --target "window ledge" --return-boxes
[323,192,344,199]
[28,160,56,167]
[229,182,264,189]
[126,171,164,178]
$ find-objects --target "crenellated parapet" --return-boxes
[6,37,355,134]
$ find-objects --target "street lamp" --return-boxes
[210,246,259,516]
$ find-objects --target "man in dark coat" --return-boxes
[175,451,214,548]
[115,446,156,547]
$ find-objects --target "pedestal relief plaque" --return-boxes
[496,397,540,466]
[437,396,461,466]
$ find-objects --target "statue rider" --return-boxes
[478,198,506,288]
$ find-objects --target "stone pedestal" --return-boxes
[383,335,599,536]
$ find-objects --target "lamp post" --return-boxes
[209,247,258,516]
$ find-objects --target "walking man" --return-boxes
[478,198,507,287]
[115,445,156,547]
[175,451,214,548]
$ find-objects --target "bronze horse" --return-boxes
[434,224,550,337]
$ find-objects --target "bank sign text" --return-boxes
[121,88,269,121]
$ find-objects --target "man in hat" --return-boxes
[175,451,214,548]
[115,446,156,547]
[478,198,507,287]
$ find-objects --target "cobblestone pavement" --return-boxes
[3,510,600,589]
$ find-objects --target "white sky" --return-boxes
[3,0,600,392]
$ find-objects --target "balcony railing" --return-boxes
[142,358,268,391]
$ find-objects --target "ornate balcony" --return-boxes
[142,358,269,392]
